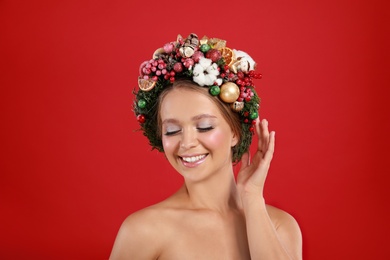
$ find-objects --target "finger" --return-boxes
[240,151,250,169]
[256,119,263,154]
[259,119,270,156]
[237,152,252,184]
[263,131,275,165]
[252,131,275,184]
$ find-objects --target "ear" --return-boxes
[231,132,239,147]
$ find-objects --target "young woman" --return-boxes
[110,34,302,259]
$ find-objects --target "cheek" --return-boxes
[202,129,231,149]
[162,136,177,154]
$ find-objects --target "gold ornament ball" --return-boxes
[219,82,240,103]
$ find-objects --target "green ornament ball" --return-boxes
[249,111,259,120]
[200,44,211,53]
[138,99,147,109]
[209,85,221,96]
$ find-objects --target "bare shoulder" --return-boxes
[110,204,172,260]
[266,205,299,229]
[266,204,303,259]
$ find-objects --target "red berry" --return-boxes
[164,42,174,53]
[183,58,194,68]
[139,61,148,76]
[192,51,204,62]
[173,62,183,73]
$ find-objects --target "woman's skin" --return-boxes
[110,88,302,259]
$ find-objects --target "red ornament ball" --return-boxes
[206,49,222,62]
[137,114,146,123]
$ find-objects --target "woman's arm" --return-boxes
[237,119,302,260]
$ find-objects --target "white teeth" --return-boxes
[182,154,206,163]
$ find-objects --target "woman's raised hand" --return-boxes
[237,119,275,199]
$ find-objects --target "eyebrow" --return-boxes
[162,114,217,124]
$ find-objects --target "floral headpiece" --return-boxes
[134,33,262,162]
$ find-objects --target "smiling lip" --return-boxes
[179,154,208,168]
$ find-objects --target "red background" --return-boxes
[1,0,389,259]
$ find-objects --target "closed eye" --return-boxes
[197,126,214,132]
[164,130,181,136]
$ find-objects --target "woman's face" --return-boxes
[160,88,238,182]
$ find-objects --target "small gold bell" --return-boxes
[231,101,244,112]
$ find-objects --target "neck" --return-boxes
[180,166,242,213]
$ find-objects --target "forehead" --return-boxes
[160,88,222,120]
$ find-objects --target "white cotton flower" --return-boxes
[215,78,223,86]
[206,63,219,76]
[233,49,257,72]
[239,59,250,72]
[204,74,217,86]
[198,57,212,68]
[192,57,220,86]
[193,63,204,77]
[193,72,206,86]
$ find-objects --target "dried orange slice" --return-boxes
[219,47,235,66]
[138,77,156,91]
[152,48,164,59]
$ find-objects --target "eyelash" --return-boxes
[164,127,214,136]
[197,126,214,132]
[164,130,180,136]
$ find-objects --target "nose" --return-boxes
[180,128,198,150]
